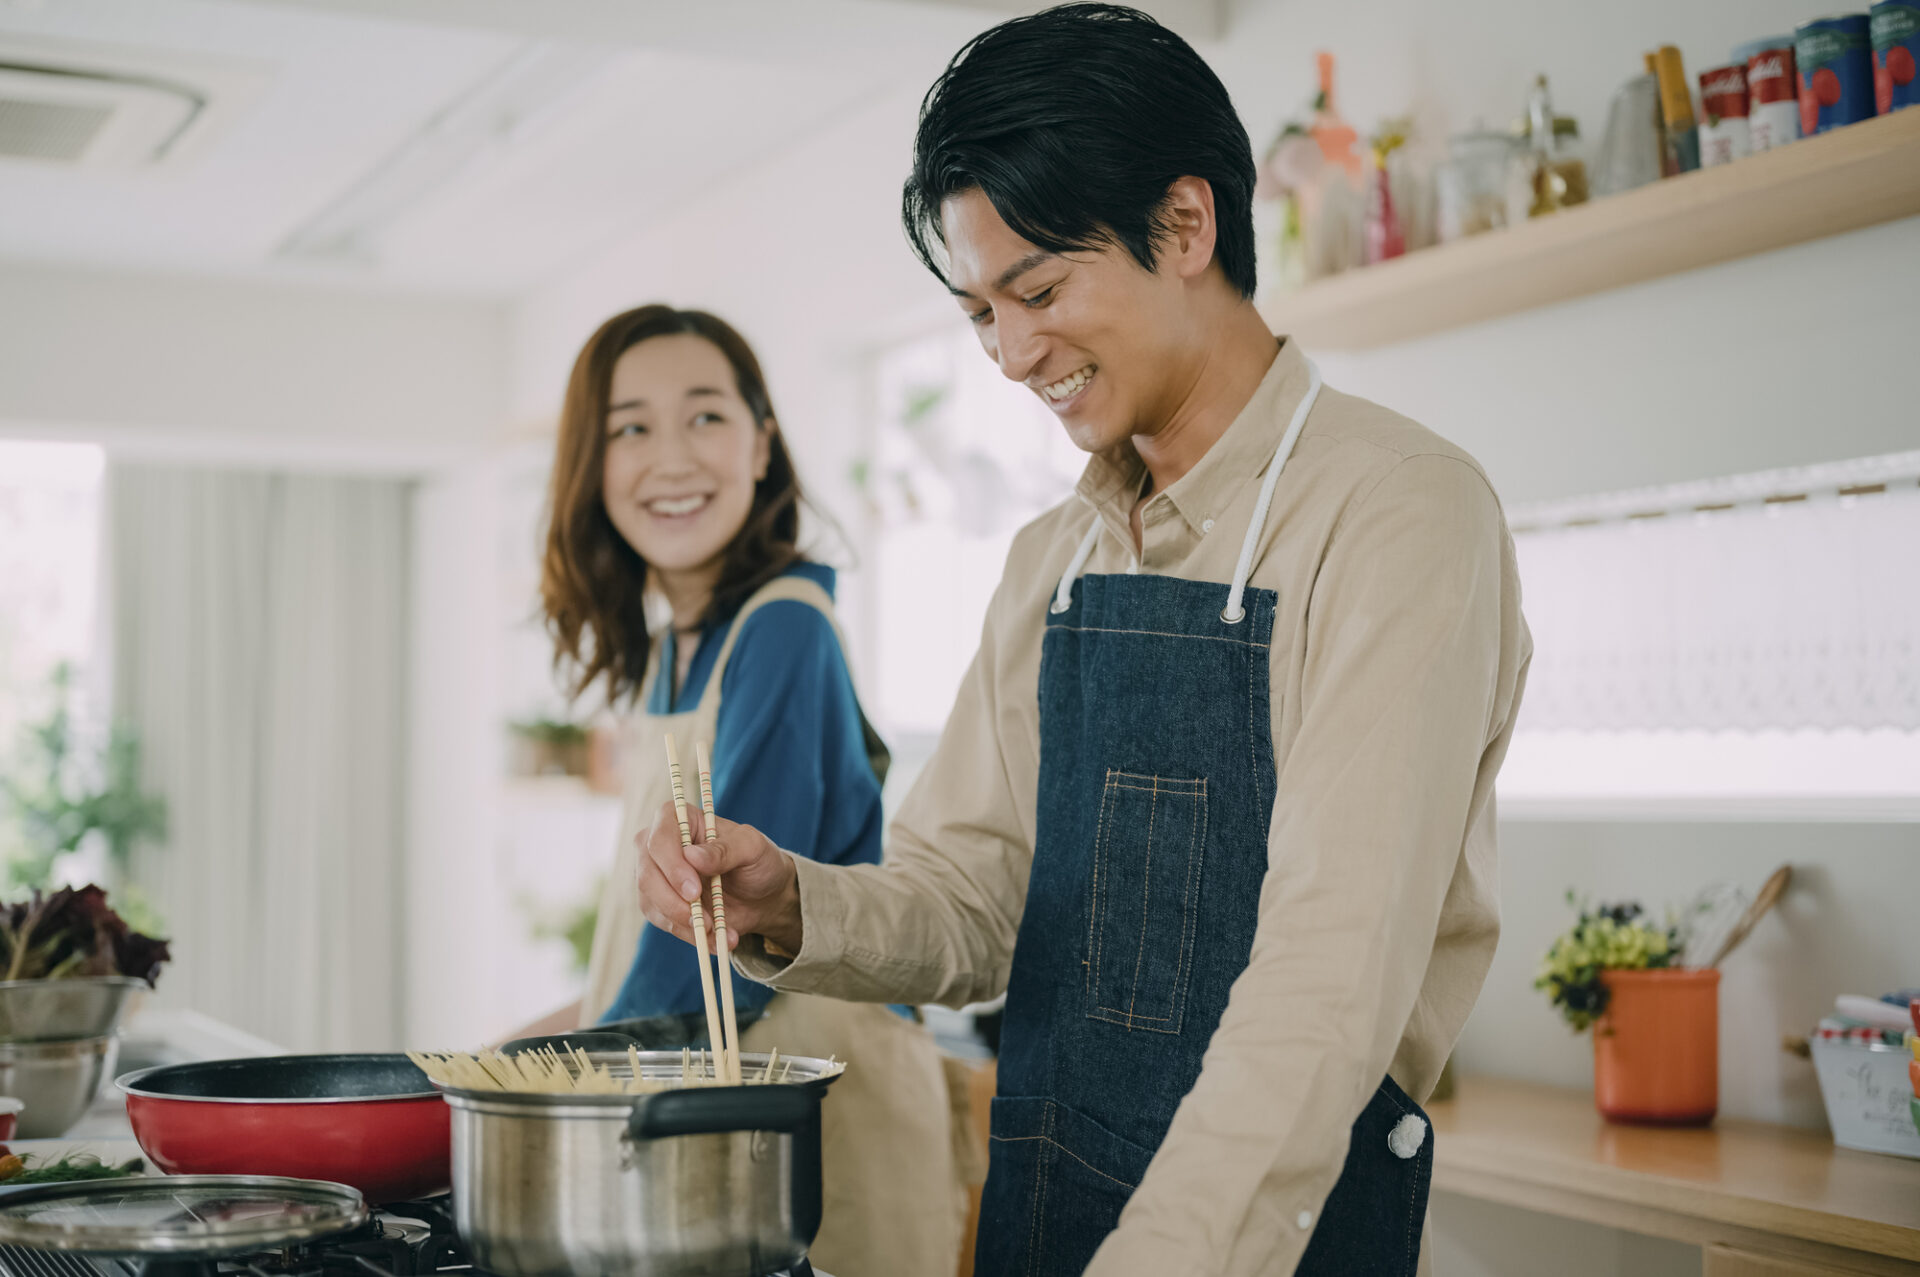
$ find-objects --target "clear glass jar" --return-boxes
[1434,130,1515,243]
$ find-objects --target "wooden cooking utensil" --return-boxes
[665,734,728,1078]
[695,739,741,1085]
[1702,863,1792,969]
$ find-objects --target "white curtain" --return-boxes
[108,465,411,1052]
[1514,483,1920,732]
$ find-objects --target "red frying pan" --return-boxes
[117,1054,449,1204]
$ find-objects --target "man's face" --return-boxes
[942,189,1188,455]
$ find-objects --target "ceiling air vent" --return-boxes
[0,63,203,168]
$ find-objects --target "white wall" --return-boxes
[404,438,626,1047]
[0,262,510,471]
[405,453,506,1047]
[1313,217,1920,505]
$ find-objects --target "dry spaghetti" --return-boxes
[407,1044,831,1096]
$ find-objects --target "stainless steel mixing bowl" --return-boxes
[0,1033,120,1138]
[0,977,145,1043]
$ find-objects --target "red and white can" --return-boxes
[1739,37,1802,151]
[1698,65,1752,166]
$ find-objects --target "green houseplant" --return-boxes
[1,666,166,899]
[1536,895,1718,1126]
[1534,897,1679,1031]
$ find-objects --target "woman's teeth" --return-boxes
[646,495,710,517]
[1042,366,1095,402]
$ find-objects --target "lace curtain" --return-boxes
[1512,457,1920,733]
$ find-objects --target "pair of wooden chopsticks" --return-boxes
[665,734,742,1085]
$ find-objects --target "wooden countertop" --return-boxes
[1429,1076,1920,1270]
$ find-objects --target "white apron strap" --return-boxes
[1049,519,1105,615]
[694,574,839,714]
[1049,359,1324,623]
[1223,359,1321,624]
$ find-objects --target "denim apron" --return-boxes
[975,363,1434,1277]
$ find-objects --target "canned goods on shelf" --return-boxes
[1872,0,1920,113]
[1796,14,1877,133]
[1699,64,1752,166]
[1736,36,1803,150]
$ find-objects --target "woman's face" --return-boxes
[600,333,772,582]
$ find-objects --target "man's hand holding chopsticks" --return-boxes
[637,801,805,956]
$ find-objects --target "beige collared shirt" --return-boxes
[739,338,1531,1276]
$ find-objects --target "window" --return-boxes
[862,325,1085,742]
[0,441,107,871]
[0,442,105,746]
[1501,451,1920,817]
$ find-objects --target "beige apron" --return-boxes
[581,574,965,1277]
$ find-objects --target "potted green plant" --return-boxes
[1536,896,1719,1125]
[507,718,592,780]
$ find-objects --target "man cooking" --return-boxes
[636,5,1531,1274]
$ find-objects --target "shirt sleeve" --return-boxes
[1085,454,1521,1277]
[732,533,1040,1008]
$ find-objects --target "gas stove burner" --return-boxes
[0,1195,819,1277]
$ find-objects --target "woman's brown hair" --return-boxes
[541,305,804,705]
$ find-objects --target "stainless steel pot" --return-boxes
[445,1050,840,1277]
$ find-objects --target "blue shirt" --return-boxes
[600,562,889,1024]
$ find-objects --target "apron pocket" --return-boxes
[978,1096,1156,1277]
[1085,769,1208,1035]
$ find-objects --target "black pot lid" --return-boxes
[0,1175,367,1255]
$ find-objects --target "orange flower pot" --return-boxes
[1593,968,1719,1126]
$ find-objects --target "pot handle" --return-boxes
[629,1086,814,1140]
[498,1030,636,1056]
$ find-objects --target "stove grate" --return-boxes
[0,1246,132,1277]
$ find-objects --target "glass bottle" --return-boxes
[1523,75,1590,217]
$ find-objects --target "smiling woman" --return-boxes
[542,306,802,707]
[524,304,966,1277]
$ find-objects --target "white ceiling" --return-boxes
[0,0,1220,296]
[0,0,879,294]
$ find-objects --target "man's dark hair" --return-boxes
[902,3,1257,300]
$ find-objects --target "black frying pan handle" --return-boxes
[628,1085,813,1140]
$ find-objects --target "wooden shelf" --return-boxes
[1260,108,1920,350]
[1429,1076,1920,1272]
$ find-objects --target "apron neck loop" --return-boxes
[1221,359,1321,625]
[1051,519,1104,615]
[1049,359,1323,623]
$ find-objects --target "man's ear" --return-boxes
[1158,175,1219,283]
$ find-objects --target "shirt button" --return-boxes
[1202,518,1215,533]
[1296,1209,1313,1231]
